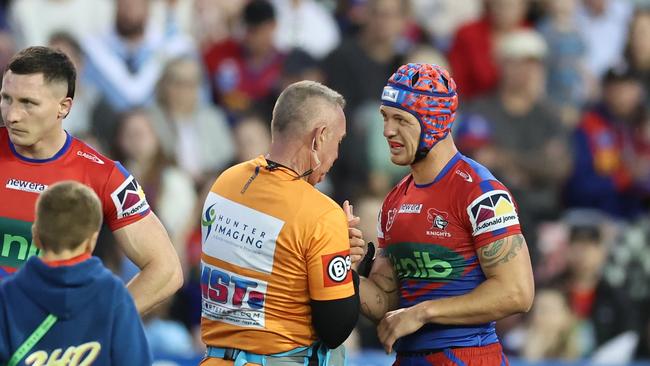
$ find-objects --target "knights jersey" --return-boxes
[0,127,150,279]
[377,152,521,352]
[201,156,354,354]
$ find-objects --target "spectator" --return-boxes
[522,287,582,360]
[232,113,271,164]
[603,216,650,357]
[576,0,633,78]
[410,0,482,51]
[192,0,247,49]
[202,0,285,120]
[0,26,14,85]
[82,0,195,112]
[150,56,235,182]
[279,48,324,90]
[271,0,341,59]
[552,211,639,358]
[538,0,592,127]
[323,0,407,113]
[625,7,650,106]
[8,0,114,48]
[564,65,645,219]
[448,0,529,100]
[112,109,197,253]
[458,29,570,258]
[48,32,100,137]
[322,0,407,202]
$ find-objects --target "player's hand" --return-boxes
[377,307,425,354]
[343,200,366,267]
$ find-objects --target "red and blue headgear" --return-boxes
[381,63,458,162]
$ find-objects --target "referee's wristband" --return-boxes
[356,242,376,278]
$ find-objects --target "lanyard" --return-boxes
[7,314,58,366]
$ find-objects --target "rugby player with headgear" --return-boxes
[356,63,535,365]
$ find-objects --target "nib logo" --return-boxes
[386,243,465,281]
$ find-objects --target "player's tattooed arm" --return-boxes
[359,249,399,323]
[478,234,525,268]
[476,233,534,315]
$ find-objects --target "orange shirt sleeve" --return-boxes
[306,207,355,301]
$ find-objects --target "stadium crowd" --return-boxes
[0,0,649,362]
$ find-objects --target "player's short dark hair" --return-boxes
[35,181,102,254]
[6,46,76,99]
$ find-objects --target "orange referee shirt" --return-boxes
[200,156,354,357]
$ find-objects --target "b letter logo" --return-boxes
[321,250,352,287]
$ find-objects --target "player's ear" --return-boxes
[312,125,326,151]
[58,97,72,120]
[31,223,44,250]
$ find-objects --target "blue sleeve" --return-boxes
[111,290,152,365]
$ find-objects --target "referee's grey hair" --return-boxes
[271,80,346,137]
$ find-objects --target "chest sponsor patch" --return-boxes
[386,242,465,282]
[467,190,519,236]
[398,203,423,214]
[110,175,150,219]
[5,178,48,194]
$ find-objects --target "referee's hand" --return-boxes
[343,200,366,267]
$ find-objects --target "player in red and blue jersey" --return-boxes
[0,46,182,314]
[357,63,534,365]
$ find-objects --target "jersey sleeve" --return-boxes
[306,207,355,301]
[463,180,522,249]
[101,162,151,231]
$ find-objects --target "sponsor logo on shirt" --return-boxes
[386,242,465,281]
[385,208,397,232]
[5,178,47,194]
[455,169,473,182]
[398,203,423,214]
[0,217,39,272]
[201,192,283,274]
[201,262,267,328]
[76,150,104,164]
[426,208,451,238]
[321,250,352,287]
[467,190,519,236]
[110,175,149,219]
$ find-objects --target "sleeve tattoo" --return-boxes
[479,234,525,268]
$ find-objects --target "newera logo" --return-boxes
[5,179,47,194]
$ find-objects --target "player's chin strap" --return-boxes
[356,242,376,278]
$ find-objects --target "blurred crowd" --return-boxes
[1,0,649,362]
